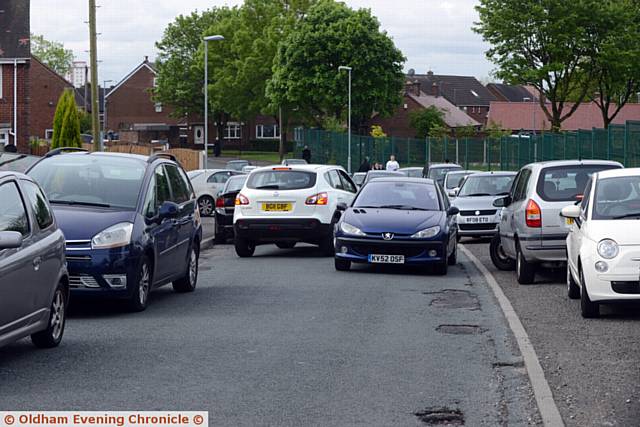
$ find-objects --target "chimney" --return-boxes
[405,80,421,97]
[427,70,434,78]
[431,82,439,97]
[144,55,149,62]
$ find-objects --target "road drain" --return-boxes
[424,289,480,310]
[414,408,464,425]
[436,324,482,335]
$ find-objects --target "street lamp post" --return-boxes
[338,66,352,173]
[102,79,113,146]
[523,97,536,135]
[203,35,225,169]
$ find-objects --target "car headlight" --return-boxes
[91,222,134,249]
[597,239,619,259]
[340,222,366,236]
[411,225,441,239]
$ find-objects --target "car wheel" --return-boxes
[456,233,461,243]
[213,225,226,244]
[31,284,67,348]
[173,245,199,293]
[276,242,296,249]
[580,268,600,318]
[127,257,151,312]
[567,262,580,300]
[515,243,536,284]
[447,243,457,266]
[318,234,335,257]
[198,196,214,217]
[335,258,351,271]
[235,238,256,257]
[490,234,515,271]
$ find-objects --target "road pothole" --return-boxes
[414,407,465,425]
[436,324,483,335]
[424,290,480,310]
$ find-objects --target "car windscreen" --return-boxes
[353,174,366,185]
[429,166,462,182]
[227,161,249,171]
[187,170,204,180]
[537,164,620,202]
[444,172,471,190]
[592,176,640,220]
[458,175,515,197]
[354,181,441,211]
[224,175,248,193]
[246,170,316,190]
[28,155,146,209]
[401,169,422,178]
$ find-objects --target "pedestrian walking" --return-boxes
[358,157,371,172]
[386,155,399,171]
[302,145,311,163]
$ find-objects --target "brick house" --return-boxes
[0,0,30,152]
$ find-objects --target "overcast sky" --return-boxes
[31,0,495,85]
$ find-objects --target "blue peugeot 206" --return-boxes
[333,177,459,275]
[27,149,202,311]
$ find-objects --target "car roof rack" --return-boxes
[44,147,90,158]
[147,153,177,164]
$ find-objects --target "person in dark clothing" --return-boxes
[3,144,17,153]
[358,157,371,172]
[302,145,311,163]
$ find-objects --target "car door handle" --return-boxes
[32,257,42,271]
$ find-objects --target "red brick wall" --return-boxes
[366,93,424,138]
[461,105,489,125]
[0,61,30,152]
[29,58,73,141]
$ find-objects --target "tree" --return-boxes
[455,125,477,139]
[268,0,405,130]
[484,121,512,139]
[51,90,81,149]
[31,34,74,76]
[474,0,600,131]
[409,107,446,138]
[428,123,449,139]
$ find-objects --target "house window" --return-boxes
[0,66,3,99]
[225,122,241,139]
[45,129,54,140]
[154,102,162,113]
[153,77,158,87]
[294,127,304,142]
[256,124,280,139]
[0,129,8,146]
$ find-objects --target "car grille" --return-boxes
[459,223,498,231]
[350,243,427,258]
[69,275,100,289]
[66,239,91,251]
[459,209,497,216]
[611,282,640,294]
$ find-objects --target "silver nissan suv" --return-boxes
[490,160,622,284]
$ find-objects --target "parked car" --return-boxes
[233,165,358,256]
[282,159,308,166]
[490,160,622,284]
[398,167,424,178]
[188,169,245,216]
[242,165,258,173]
[423,163,463,185]
[0,153,41,173]
[27,150,202,311]
[333,177,459,275]
[0,171,69,349]
[452,171,516,240]
[352,172,366,188]
[443,170,481,198]
[362,170,405,185]
[214,174,249,243]
[226,160,251,172]
[562,168,640,318]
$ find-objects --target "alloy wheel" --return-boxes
[189,249,198,286]
[50,290,65,341]
[139,263,150,306]
[199,197,213,216]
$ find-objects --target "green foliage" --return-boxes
[267,0,405,126]
[51,90,81,149]
[456,125,477,139]
[409,106,445,138]
[428,123,449,139]
[322,116,345,133]
[31,34,74,76]
[484,121,512,139]
[370,125,387,138]
[78,110,92,134]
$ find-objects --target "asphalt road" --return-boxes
[0,242,540,426]
[463,238,640,427]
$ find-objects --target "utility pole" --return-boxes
[89,0,100,151]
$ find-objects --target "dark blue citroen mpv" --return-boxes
[334,177,458,275]
[27,149,202,311]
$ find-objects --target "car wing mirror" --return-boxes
[158,201,180,220]
[493,196,510,208]
[560,205,581,219]
[447,188,459,197]
[0,231,23,249]
[447,206,460,216]
[336,202,348,212]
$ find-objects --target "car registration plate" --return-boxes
[368,254,405,264]
[262,202,292,212]
[466,216,490,224]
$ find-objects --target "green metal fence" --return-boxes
[295,121,640,172]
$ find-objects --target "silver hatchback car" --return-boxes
[0,172,69,349]
[491,160,622,284]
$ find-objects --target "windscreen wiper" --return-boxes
[378,204,429,211]
[255,185,280,190]
[612,212,640,219]
[50,200,111,208]
[462,193,491,197]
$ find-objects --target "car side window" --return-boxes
[165,164,190,204]
[144,166,172,218]
[580,178,592,219]
[209,172,231,184]
[325,170,342,190]
[0,181,30,236]
[510,171,522,200]
[338,171,357,193]
[21,180,54,230]
[514,169,531,202]
[178,167,195,199]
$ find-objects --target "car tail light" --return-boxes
[215,197,224,208]
[306,192,328,205]
[235,193,249,205]
[272,167,291,171]
[525,199,542,228]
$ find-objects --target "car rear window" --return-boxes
[537,164,621,202]
[224,176,248,193]
[247,170,316,190]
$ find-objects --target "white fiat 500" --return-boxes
[562,168,640,318]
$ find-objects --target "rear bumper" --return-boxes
[215,211,234,231]
[520,234,568,262]
[234,218,332,242]
[335,236,446,265]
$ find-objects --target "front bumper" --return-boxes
[234,218,332,243]
[581,247,640,302]
[335,236,446,265]
[456,211,501,237]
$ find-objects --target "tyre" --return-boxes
[318,234,335,257]
[490,234,515,271]
[515,243,536,284]
[447,243,457,266]
[173,245,199,293]
[580,268,600,318]
[127,257,151,312]
[335,258,351,271]
[235,238,256,257]
[276,242,296,249]
[198,196,214,217]
[567,262,580,300]
[213,225,226,244]
[456,233,461,243]
[31,284,67,348]
[433,261,448,275]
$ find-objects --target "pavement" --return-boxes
[463,238,640,427]
[0,242,541,426]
